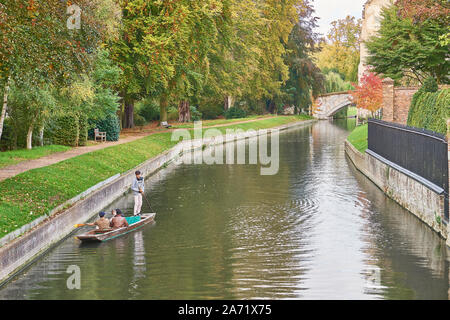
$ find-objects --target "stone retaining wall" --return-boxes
[345,140,449,247]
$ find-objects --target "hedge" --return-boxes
[407,88,450,136]
[78,114,88,146]
[47,114,80,147]
[224,107,247,119]
[88,113,121,141]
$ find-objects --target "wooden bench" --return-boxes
[161,121,172,128]
[94,128,107,142]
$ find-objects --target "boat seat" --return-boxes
[126,216,141,225]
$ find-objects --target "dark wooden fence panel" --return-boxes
[367,119,448,220]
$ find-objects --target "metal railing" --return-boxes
[368,119,449,220]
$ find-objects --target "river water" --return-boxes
[0,120,449,300]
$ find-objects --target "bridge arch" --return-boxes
[312,92,354,119]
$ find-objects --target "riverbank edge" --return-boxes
[344,139,450,248]
[0,118,316,285]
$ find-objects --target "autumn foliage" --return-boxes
[395,0,450,22]
[349,72,383,113]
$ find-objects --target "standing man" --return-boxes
[131,170,145,216]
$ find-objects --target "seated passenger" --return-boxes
[86,212,110,230]
[110,210,129,229]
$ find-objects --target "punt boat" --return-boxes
[76,213,156,242]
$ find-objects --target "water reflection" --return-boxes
[0,119,448,300]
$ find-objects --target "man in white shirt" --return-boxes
[131,170,145,216]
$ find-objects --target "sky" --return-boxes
[313,0,367,37]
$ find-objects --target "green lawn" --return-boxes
[347,106,357,117]
[0,115,312,238]
[0,145,72,169]
[347,123,368,153]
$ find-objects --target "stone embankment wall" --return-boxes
[345,140,450,248]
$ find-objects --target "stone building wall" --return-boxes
[358,0,394,81]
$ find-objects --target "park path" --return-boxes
[0,116,276,181]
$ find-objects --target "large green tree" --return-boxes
[0,0,119,141]
[366,5,449,84]
[280,1,325,113]
[111,0,222,127]
[315,15,361,82]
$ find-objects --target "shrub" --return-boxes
[137,99,160,122]
[0,118,15,151]
[407,88,449,136]
[224,107,247,119]
[421,77,438,93]
[78,114,88,146]
[167,106,179,121]
[198,103,223,119]
[47,114,80,147]
[190,106,202,121]
[88,113,121,141]
[134,113,147,126]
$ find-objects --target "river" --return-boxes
[0,120,448,299]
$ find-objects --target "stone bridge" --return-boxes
[312,91,354,119]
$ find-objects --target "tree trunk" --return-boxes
[26,122,34,150]
[268,101,276,114]
[160,94,168,123]
[39,123,44,147]
[0,76,11,141]
[224,95,233,111]
[124,98,134,129]
[178,100,190,122]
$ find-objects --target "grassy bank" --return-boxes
[172,115,271,128]
[347,124,368,153]
[0,145,71,169]
[0,115,312,238]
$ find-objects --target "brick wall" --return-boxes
[392,87,419,124]
[381,78,419,125]
[382,78,450,125]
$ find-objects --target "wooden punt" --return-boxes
[76,213,156,242]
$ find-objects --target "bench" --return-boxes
[94,128,107,142]
[161,121,172,128]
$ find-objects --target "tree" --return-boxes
[8,82,56,149]
[366,5,449,84]
[324,71,354,93]
[0,0,120,140]
[349,72,383,115]
[315,16,361,82]
[395,0,450,23]
[201,0,262,112]
[280,2,325,113]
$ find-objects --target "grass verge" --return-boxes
[0,115,313,238]
[171,115,270,128]
[0,145,71,169]
[347,124,368,153]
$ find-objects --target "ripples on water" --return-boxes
[0,119,448,300]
